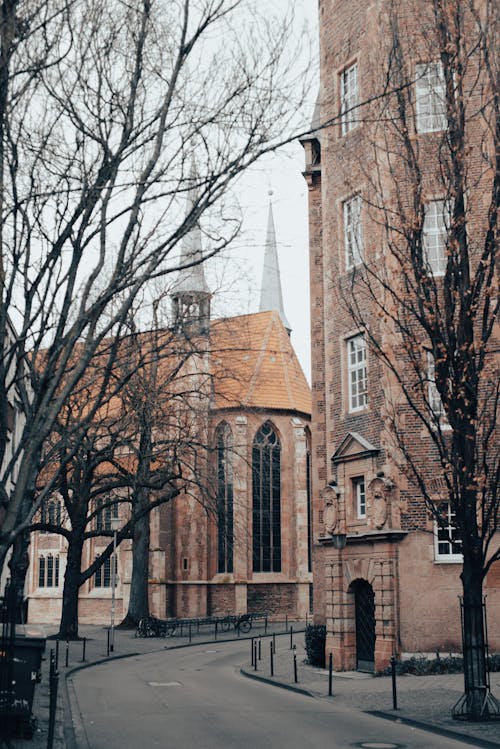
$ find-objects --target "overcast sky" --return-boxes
[211,1,319,382]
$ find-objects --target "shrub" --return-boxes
[304,624,326,668]
[377,653,500,676]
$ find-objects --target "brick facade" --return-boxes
[304,0,499,671]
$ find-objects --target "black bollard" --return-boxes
[290,625,293,649]
[47,651,59,749]
[258,635,262,660]
[328,652,333,696]
[285,614,288,632]
[65,641,69,668]
[55,638,60,670]
[253,641,258,671]
[391,655,398,710]
[251,638,255,666]
[82,637,86,663]
[270,640,274,677]
[264,616,268,634]
[293,652,298,683]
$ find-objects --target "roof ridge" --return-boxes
[244,311,276,405]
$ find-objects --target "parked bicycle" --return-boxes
[135,616,177,638]
[219,613,252,634]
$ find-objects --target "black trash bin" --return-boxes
[0,625,46,738]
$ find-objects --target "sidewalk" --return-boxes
[4,622,499,749]
[240,634,500,749]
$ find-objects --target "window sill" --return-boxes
[434,556,463,564]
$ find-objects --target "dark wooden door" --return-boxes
[355,580,375,671]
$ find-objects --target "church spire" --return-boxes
[171,158,211,334]
[259,192,291,334]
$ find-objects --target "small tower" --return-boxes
[171,162,211,335]
[259,191,291,334]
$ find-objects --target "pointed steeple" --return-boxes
[259,192,291,334]
[171,158,211,334]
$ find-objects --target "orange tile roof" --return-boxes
[210,311,311,415]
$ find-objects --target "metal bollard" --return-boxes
[253,641,258,671]
[285,614,288,632]
[270,640,274,677]
[82,637,86,663]
[290,625,294,649]
[251,638,255,666]
[47,650,59,749]
[265,616,268,634]
[65,641,69,668]
[391,655,398,710]
[328,652,333,696]
[293,652,298,683]
[258,635,262,660]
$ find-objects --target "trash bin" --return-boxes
[0,625,46,738]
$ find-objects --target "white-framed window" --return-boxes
[347,335,367,412]
[340,63,359,135]
[434,502,462,562]
[416,61,446,133]
[353,477,366,519]
[344,195,363,269]
[427,352,444,417]
[423,200,449,276]
[38,554,60,588]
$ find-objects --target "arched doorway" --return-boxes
[352,579,376,671]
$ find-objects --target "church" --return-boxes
[26,193,312,625]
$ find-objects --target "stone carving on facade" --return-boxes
[321,485,339,535]
[367,476,394,529]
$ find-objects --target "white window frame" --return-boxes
[427,352,444,417]
[354,477,366,519]
[423,200,449,276]
[347,335,367,412]
[434,503,462,562]
[344,195,363,269]
[416,61,447,133]
[340,63,359,135]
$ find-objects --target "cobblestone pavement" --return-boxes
[3,622,499,749]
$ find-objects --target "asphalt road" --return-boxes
[69,639,478,749]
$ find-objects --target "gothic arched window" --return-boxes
[252,422,281,572]
[216,423,233,573]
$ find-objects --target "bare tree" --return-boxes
[332,0,498,720]
[0,0,309,587]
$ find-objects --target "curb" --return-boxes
[366,710,500,749]
[240,666,316,698]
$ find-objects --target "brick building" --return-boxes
[27,197,313,625]
[303,0,499,672]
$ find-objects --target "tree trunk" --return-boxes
[6,530,30,623]
[121,497,150,627]
[459,557,489,720]
[58,530,85,640]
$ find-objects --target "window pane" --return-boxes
[416,62,446,133]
